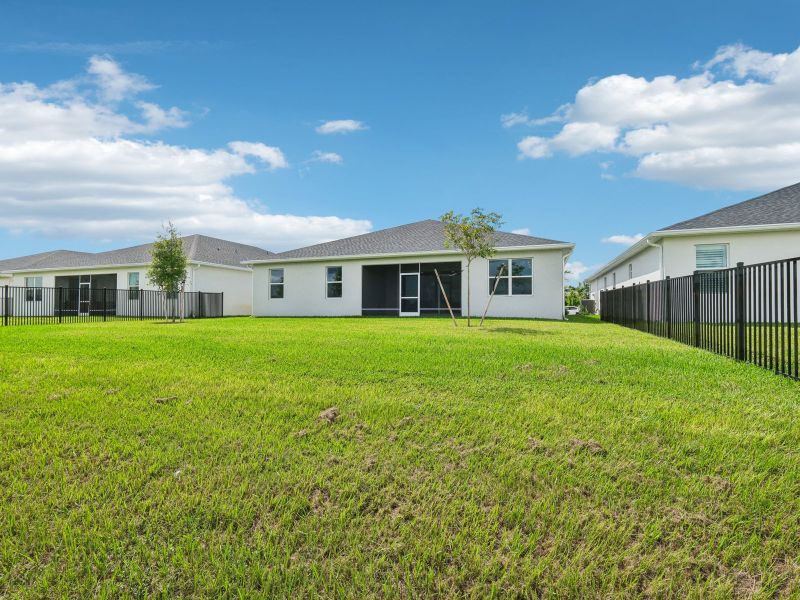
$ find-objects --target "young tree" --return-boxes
[441,208,503,327]
[147,222,188,322]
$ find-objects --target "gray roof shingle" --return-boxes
[0,235,273,272]
[660,182,800,231]
[250,219,570,262]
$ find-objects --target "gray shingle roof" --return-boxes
[251,219,570,262]
[0,235,273,272]
[660,182,800,231]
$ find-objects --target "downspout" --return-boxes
[645,237,663,279]
[562,251,569,320]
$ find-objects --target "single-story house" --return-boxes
[0,235,273,316]
[589,182,800,308]
[245,219,574,320]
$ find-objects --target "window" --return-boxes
[696,244,728,270]
[326,266,342,298]
[603,276,607,289]
[628,263,633,280]
[270,268,284,299]
[488,258,533,296]
[25,276,43,301]
[612,273,616,287]
[128,272,140,300]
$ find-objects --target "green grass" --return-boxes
[1,316,799,598]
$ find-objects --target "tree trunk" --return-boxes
[466,258,471,327]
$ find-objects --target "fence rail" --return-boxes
[600,257,799,380]
[1,285,223,326]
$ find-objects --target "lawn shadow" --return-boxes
[488,327,554,336]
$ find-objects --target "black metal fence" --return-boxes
[600,257,799,380]
[0,285,223,326]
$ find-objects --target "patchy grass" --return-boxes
[1,316,799,598]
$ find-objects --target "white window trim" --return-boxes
[25,276,43,302]
[269,268,285,300]
[325,266,343,299]
[487,258,534,297]
[695,243,729,271]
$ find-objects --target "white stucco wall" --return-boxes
[589,228,800,309]
[660,230,800,278]
[589,244,661,301]
[190,264,253,316]
[252,248,569,320]
[2,262,255,317]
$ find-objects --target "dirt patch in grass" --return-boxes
[318,407,339,423]
[568,438,606,455]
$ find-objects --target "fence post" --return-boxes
[57,287,62,323]
[645,280,651,333]
[692,271,701,347]
[103,288,107,321]
[665,276,672,340]
[3,285,7,327]
[735,261,746,361]
[221,292,224,318]
[199,291,204,318]
[140,291,144,321]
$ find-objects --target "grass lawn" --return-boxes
[1,316,799,598]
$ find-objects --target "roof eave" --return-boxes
[243,243,575,265]
[656,221,800,236]
[2,259,253,274]
[588,221,800,281]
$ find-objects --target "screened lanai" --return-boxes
[361,261,462,317]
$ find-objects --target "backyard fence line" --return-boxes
[600,256,800,381]
[0,285,223,326]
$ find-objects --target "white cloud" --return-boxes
[88,55,154,102]
[514,44,800,191]
[0,56,371,248]
[602,233,644,246]
[501,111,532,128]
[229,141,289,170]
[511,227,530,235]
[315,119,367,134]
[309,150,343,164]
[565,261,599,283]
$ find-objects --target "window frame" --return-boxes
[25,276,43,302]
[325,266,343,299]
[128,271,140,300]
[695,243,729,271]
[487,258,533,297]
[269,268,285,299]
[628,263,633,280]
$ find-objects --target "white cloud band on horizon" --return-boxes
[513,44,800,191]
[0,56,371,249]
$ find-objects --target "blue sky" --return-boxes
[1,0,799,280]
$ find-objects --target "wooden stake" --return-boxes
[434,269,458,327]
[480,264,505,327]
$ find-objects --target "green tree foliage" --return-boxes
[441,208,503,327]
[147,222,188,322]
[564,280,590,308]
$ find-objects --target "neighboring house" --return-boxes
[245,220,574,320]
[0,235,273,316]
[588,182,800,307]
